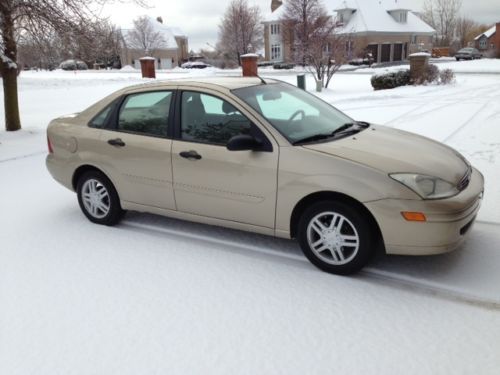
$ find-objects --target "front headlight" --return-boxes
[390,173,459,199]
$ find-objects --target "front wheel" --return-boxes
[77,170,124,226]
[297,201,376,275]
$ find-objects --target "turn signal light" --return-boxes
[401,212,427,222]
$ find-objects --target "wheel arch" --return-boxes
[72,164,110,191]
[289,191,385,253]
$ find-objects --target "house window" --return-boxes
[399,12,407,22]
[271,24,280,35]
[411,35,417,44]
[271,44,281,60]
[479,38,487,49]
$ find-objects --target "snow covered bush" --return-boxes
[439,68,455,85]
[414,64,455,86]
[372,65,455,90]
[371,69,411,90]
[60,59,88,71]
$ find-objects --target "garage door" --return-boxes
[393,44,403,61]
[381,44,391,62]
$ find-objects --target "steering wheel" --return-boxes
[289,109,305,122]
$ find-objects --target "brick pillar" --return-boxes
[139,57,156,78]
[496,23,500,55]
[241,54,259,77]
[409,52,430,80]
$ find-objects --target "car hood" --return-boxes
[303,125,469,184]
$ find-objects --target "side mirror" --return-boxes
[226,134,261,151]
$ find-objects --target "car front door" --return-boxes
[171,89,279,229]
[97,90,176,210]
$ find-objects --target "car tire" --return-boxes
[297,201,375,275]
[456,57,460,61]
[77,170,125,226]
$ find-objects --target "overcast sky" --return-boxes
[101,0,500,51]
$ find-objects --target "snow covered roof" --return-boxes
[334,0,435,35]
[474,25,496,41]
[121,16,186,48]
[263,0,434,34]
[263,3,286,23]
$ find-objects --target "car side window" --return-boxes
[118,91,172,137]
[181,91,252,145]
[89,103,114,129]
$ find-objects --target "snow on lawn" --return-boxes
[1,66,500,374]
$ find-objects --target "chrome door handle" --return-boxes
[179,150,202,160]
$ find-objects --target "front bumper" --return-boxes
[365,167,484,255]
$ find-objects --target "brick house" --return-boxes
[474,23,500,58]
[120,17,189,69]
[262,0,435,64]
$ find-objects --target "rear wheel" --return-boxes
[297,201,375,275]
[77,170,124,226]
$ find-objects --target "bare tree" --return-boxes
[218,0,263,66]
[306,28,354,89]
[423,0,462,47]
[455,18,491,49]
[0,0,147,132]
[125,16,168,56]
[281,0,331,66]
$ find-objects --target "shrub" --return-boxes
[414,63,439,85]
[60,59,88,71]
[439,68,455,85]
[371,69,411,90]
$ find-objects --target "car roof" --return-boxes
[122,76,280,94]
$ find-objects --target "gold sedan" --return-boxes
[46,77,484,275]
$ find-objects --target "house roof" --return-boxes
[474,25,496,41]
[335,0,435,35]
[264,0,434,34]
[121,16,186,48]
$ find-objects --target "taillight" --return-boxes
[47,136,54,154]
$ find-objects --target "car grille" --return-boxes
[457,166,472,191]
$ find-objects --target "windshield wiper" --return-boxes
[293,122,369,145]
[292,133,332,145]
[329,122,357,136]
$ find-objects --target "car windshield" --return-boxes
[232,82,357,144]
[459,48,473,52]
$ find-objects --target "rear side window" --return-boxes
[118,91,172,137]
[89,104,114,129]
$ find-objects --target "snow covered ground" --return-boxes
[1,59,500,374]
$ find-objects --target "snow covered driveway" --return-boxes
[1,67,500,374]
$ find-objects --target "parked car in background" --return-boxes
[181,61,210,69]
[46,78,484,275]
[59,59,88,70]
[455,48,482,61]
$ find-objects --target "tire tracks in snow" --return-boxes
[121,219,500,311]
[0,150,46,164]
[384,82,500,127]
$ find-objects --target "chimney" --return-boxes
[156,16,163,24]
[271,0,283,12]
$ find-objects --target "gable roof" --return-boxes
[334,0,435,35]
[474,25,496,41]
[121,16,186,49]
[264,0,434,34]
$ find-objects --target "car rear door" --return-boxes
[97,89,176,210]
[171,88,279,229]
